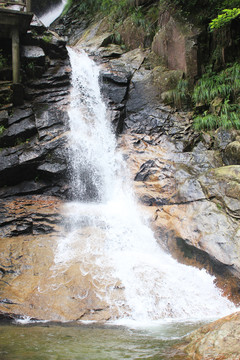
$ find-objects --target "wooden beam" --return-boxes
[0,1,25,5]
[26,0,31,12]
[12,26,20,84]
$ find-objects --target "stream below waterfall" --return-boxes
[0,320,206,359]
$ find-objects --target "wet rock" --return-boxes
[120,133,240,299]
[101,71,129,105]
[0,180,50,199]
[180,311,240,360]
[0,196,62,237]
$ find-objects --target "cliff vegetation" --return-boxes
[60,0,240,131]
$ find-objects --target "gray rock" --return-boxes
[8,107,34,126]
[0,117,37,147]
[37,162,67,175]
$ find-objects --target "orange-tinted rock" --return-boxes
[152,11,200,78]
[120,133,240,304]
[180,311,240,360]
[0,196,126,321]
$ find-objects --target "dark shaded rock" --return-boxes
[101,80,128,105]
[0,82,13,110]
[126,69,158,113]
[39,33,68,60]
[8,107,34,126]
[24,59,71,104]
[0,110,8,127]
[0,180,49,198]
[0,117,37,147]
[34,105,69,130]
[0,130,68,190]
[223,141,240,165]
[23,30,68,60]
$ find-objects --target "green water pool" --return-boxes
[0,320,206,360]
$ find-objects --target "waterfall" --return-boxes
[55,47,237,324]
[40,0,67,27]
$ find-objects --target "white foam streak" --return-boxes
[55,47,237,324]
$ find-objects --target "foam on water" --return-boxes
[55,47,237,324]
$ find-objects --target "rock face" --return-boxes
[180,311,240,360]
[0,24,71,199]
[152,11,200,78]
[0,197,119,321]
[1,13,240,322]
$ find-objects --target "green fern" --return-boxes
[193,63,240,130]
[171,78,191,108]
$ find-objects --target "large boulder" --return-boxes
[152,11,200,78]
[224,141,240,165]
[180,311,240,360]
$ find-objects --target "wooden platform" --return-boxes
[0,1,33,85]
[0,8,33,37]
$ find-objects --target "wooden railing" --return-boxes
[0,0,31,12]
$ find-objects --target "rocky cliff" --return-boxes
[0,2,240,325]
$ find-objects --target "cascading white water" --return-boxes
[55,46,237,324]
[40,0,67,27]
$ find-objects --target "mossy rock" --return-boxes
[153,66,183,95]
[224,141,240,165]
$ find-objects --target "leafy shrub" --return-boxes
[209,8,240,30]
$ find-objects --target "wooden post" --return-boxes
[26,0,31,12]
[12,26,20,84]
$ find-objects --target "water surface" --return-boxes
[0,320,205,360]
